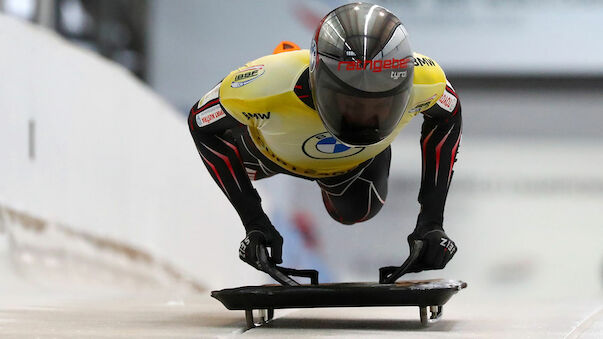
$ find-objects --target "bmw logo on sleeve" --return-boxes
[302,132,365,159]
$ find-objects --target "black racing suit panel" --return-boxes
[317,147,390,225]
[417,84,462,230]
[188,98,274,230]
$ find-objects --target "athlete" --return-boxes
[188,3,461,277]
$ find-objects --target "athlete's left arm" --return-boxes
[416,81,462,234]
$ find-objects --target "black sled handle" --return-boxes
[256,244,319,286]
[379,240,424,284]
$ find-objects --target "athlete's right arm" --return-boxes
[187,83,283,266]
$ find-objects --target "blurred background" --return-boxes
[1,0,602,318]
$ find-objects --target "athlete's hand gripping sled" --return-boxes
[212,241,466,329]
[254,243,318,286]
[379,239,424,284]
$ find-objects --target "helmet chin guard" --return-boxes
[310,3,414,146]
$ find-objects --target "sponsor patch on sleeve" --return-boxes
[198,83,221,109]
[196,105,226,127]
[436,90,457,113]
[230,65,265,88]
[409,94,437,113]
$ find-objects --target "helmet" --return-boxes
[309,3,414,146]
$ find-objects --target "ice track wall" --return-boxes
[0,14,265,289]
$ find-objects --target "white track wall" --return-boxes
[0,15,265,289]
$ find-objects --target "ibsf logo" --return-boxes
[231,65,265,88]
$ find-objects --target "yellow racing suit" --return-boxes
[188,49,461,229]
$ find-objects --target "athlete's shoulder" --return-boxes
[412,52,447,86]
[219,50,309,105]
[403,52,448,114]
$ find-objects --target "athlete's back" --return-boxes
[212,49,448,177]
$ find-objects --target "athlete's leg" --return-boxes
[317,147,391,225]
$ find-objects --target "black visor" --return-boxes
[314,61,413,146]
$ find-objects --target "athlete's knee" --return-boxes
[321,191,384,225]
